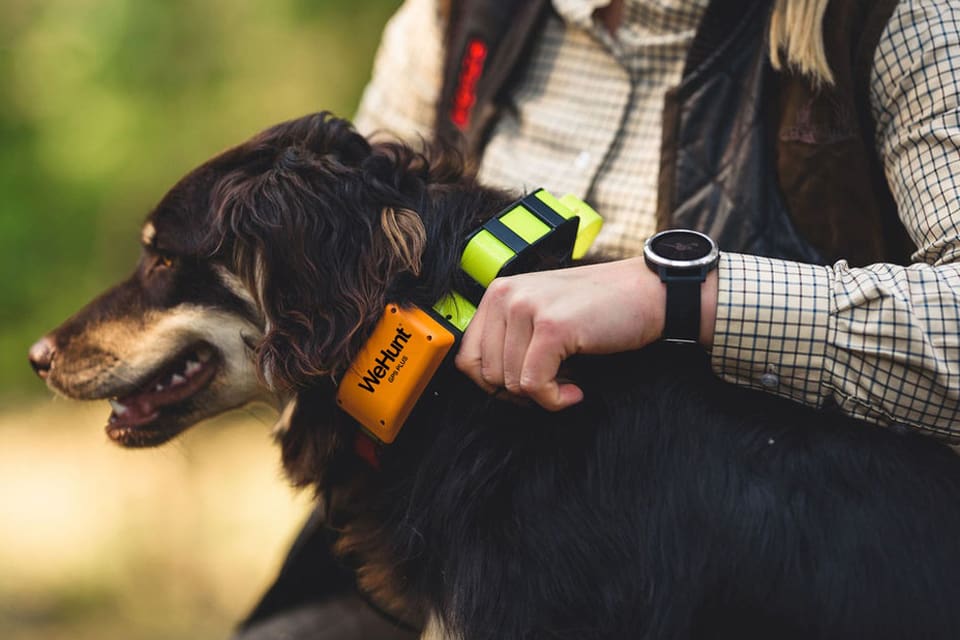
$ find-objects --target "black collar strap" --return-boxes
[343,189,602,464]
[434,188,602,328]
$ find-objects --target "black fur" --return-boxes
[404,348,960,638]
[202,114,960,639]
[49,112,960,638]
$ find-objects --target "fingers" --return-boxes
[455,297,498,395]
[455,279,584,411]
[455,258,661,411]
[457,278,518,392]
[479,311,507,388]
[502,309,533,395]
[519,327,583,411]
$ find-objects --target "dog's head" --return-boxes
[29,113,437,460]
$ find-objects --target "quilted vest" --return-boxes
[435,0,914,266]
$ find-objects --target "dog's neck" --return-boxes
[273,181,519,486]
[344,184,519,464]
[397,183,519,310]
[344,184,594,470]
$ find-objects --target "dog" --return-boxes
[29,112,960,639]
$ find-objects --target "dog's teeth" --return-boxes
[171,373,187,385]
[155,383,165,392]
[184,360,202,376]
[198,350,212,363]
[109,399,129,416]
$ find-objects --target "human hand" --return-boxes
[456,257,712,410]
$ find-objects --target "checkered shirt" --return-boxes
[355,0,960,440]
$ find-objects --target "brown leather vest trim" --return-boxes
[774,0,912,265]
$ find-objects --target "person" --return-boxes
[237,0,960,636]
[354,0,960,439]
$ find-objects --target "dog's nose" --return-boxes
[28,336,56,379]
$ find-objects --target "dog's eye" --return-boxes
[152,253,175,271]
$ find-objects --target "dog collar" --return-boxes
[340,189,603,463]
[427,189,601,330]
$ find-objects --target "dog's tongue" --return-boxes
[110,395,156,421]
[109,393,160,428]
[107,349,218,429]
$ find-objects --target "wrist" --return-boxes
[633,257,667,345]
[699,268,719,348]
[639,266,716,347]
[642,230,720,344]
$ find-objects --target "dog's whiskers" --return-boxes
[240,405,276,429]
[105,369,140,389]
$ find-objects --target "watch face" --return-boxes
[649,230,714,262]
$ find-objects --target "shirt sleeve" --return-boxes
[352,0,445,144]
[710,0,960,440]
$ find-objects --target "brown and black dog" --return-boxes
[29,113,960,640]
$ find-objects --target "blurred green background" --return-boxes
[1,0,399,399]
[0,1,400,638]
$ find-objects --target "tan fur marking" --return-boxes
[272,396,298,436]
[328,514,425,627]
[50,304,267,410]
[141,222,157,247]
[380,207,426,276]
[421,614,456,640]
[213,265,260,317]
[253,253,270,331]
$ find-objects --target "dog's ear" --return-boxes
[370,205,426,279]
[211,113,428,392]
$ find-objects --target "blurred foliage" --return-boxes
[0,0,400,401]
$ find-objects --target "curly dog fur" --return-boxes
[35,113,960,639]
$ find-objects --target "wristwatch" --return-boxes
[643,229,720,344]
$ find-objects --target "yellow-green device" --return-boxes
[337,189,602,445]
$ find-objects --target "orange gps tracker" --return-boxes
[336,189,602,445]
[337,304,458,444]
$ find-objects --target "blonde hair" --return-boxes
[768,0,835,86]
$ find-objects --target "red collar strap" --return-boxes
[354,432,382,470]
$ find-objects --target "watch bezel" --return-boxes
[643,229,720,271]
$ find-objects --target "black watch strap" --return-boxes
[663,279,701,343]
[644,229,718,344]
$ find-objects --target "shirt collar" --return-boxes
[551,0,709,36]
[552,0,612,30]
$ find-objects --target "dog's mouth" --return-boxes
[106,343,220,446]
